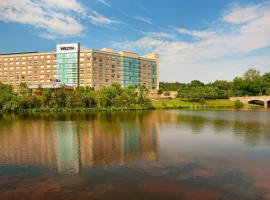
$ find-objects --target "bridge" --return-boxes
[229,96,270,108]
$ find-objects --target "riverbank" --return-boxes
[0,99,250,114]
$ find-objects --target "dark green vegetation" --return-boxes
[0,83,151,113]
[160,69,270,101]
[1,68,268,113]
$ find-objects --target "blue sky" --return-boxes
[0,0,269,82]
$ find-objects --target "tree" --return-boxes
[19,82,28,95]
[190,80,204,87]
[138,85,151,107]
[243,68,261,80]
[81,91,96,108]
[97,83,123,107]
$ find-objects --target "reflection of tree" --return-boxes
[155,111,270,146]
[177,115,206,134]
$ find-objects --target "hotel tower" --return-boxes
[0,43,159,90]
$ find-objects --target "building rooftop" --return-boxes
[0,51,38,56]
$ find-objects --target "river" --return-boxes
[0,110,270,200]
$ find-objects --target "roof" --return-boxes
[0,51,38,56]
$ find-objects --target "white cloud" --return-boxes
[41,0,85,13]
[133,16,152,24]
[39,32,56,40]
[176,28,215,39]
[0,0,120,38]
[146,32,176,39]
[223,4,262,24]
[0,0,84,38]
[97,0,111,7]
[89,11,119,25]
[114,3,270,82]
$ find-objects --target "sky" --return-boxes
[0,0,270,83]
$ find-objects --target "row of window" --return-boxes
[1,61,56,66]
[1,75,56,80]
[0,70,55,75]
[0,54,55,60]
[1,65,56,70]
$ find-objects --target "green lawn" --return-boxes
[152,98,235,109]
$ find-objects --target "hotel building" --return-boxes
[0,43,159,90]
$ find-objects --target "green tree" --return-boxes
[190,80,204,87]
[243,68,261,80]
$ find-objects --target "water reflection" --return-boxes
[56,122,81,174]
[0,112,160,174]
[0,110,270,199]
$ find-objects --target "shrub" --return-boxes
[234,100,244,109]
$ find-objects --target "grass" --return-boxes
[152,98,235,109]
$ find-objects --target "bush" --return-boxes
[234,100,244,109]
[199,98,206,105]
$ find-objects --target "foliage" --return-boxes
[234,100,244,109]
[160,68,270,101]
[0,83,151,113]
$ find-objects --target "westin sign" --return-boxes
[56,43,79,53]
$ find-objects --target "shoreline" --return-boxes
[0,104,265,114]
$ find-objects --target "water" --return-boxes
[0,110,270,200]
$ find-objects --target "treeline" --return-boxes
[160,69,270,101]
[0,83,151,112]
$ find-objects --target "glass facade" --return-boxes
[56,53,78,86]
[56,43,79,86]
[151,61,157,89]
[122,57,140,87]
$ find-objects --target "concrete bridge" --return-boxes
[229,96,270,108]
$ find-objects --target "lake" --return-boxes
[0,110,270,200]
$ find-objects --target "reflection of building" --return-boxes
[123,123,159,163]
[0,112,160,172]
[0,121,57,167]
[55,122,81,174]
